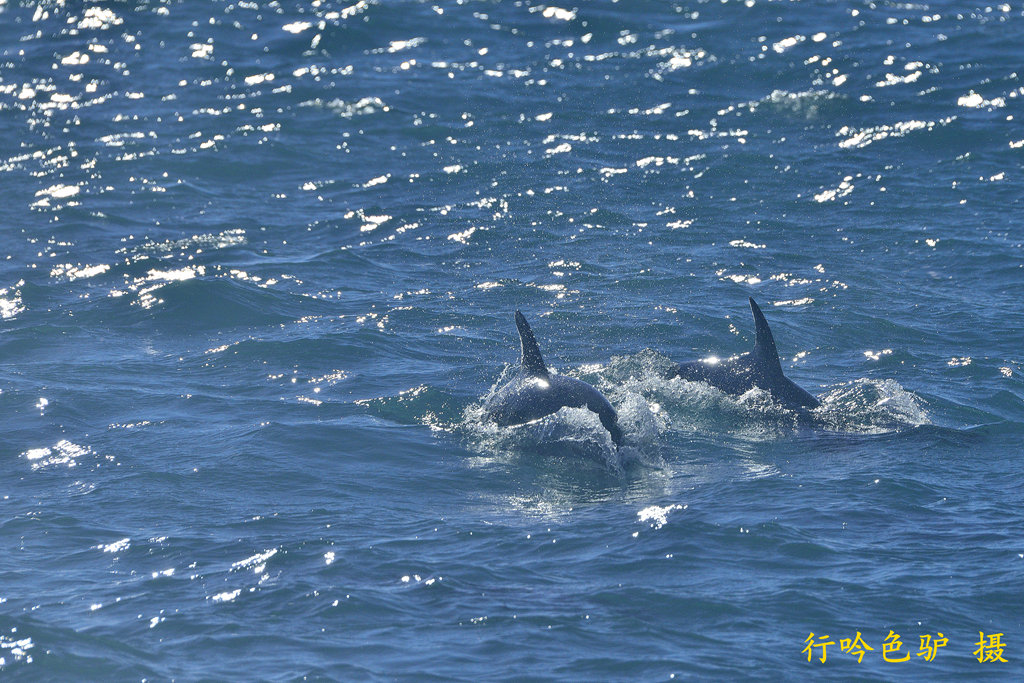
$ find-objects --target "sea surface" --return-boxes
[1,0,1023,679]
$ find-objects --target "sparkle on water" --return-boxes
[1,0,1022,679]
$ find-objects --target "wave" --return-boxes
[75,276,311,332]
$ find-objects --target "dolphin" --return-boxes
[665,298,820,410]
[484,311,623,447]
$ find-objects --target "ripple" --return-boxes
[1,0,1022,679]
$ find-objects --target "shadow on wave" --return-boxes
[78,277,327,331]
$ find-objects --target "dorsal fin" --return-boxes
[515,310,550,380]
[749,298,783,376]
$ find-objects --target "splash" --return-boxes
[599,351,929,438]
[459,366,666,475]
[464,403,625,473]
[815,379,929,434]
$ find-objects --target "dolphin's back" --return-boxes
[670,355,757,394]
[666,299,820,410]
[485,374,622,446]
[483,311,623,447]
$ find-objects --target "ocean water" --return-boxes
[1,0,1023,679]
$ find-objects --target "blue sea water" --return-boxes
[1,0,1023,678]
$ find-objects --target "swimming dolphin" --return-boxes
[665,298,820,410]
[484,311,623,447]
